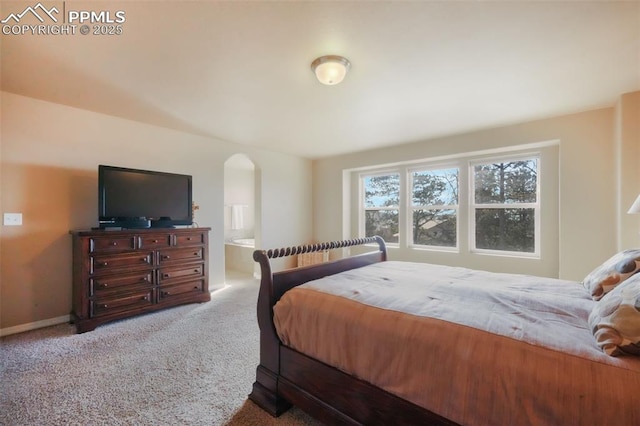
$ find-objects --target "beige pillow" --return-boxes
[588,273,640,356]
[582,249,640,301]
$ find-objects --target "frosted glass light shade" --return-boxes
[628,195,640,214]
[311,55,351,85]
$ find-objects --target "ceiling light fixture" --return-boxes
[311,55,351,86]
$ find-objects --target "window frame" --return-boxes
[360,170,401,246]
[469,153,541,258]
[407,164,460,251]
[354,146,548,261]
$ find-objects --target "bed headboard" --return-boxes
[253,235,386,262]
[250,236,388,410]
[253,235,386,308]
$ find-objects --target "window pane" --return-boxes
[412,168,458,206]
[364,174,400,208]
[474,160,537,204]
[365,210,399,243]
[475,208,535,252]
[413,209,456,247]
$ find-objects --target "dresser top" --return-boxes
[70,227,211,237]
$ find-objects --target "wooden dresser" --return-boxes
[70,227,211,333]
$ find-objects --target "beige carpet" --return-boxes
[0,271,322,426]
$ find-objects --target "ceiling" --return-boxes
[1,1,639,159]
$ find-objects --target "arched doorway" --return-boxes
[223,154,260,278]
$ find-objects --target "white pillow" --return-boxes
[582,249,640,301]
[588,273,640,356]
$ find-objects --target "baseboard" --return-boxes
[0,315,71,337]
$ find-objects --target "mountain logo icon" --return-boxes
[1,2,59,24]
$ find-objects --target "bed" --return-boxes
[248,236,640,425]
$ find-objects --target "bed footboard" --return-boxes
[248,236,387,418]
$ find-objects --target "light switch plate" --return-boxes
[4,213,23,226]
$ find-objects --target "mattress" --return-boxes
[273,261,640,426]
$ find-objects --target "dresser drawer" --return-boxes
[139,235,172,249]
[91,251,154,274]
[90,290,154,317]
[90,236,136,253]
[158,247,203,265]
[158,280,206,301]
[175,232,206,247]
[90,271,153,296]
[158,264,204,285]
[71,227,210,333]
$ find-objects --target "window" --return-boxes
[362,173,400,243]
[355,147,548,260]
[410,167,459,248]
[471,157,538,254]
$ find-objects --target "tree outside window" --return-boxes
[358,153,541,258]
[411,168,458,247]
[363,173,399,243]
[472,158,538,253]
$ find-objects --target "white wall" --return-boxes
[314,100,639,281]
[0,91,313,331]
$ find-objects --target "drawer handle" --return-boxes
[140,257,148,262]
[163,273,170,278]
[193,286,199,290]
[112,242,117,246]
[140,277,147,282]
[142,296,149,301]
[163,255,170,260]
[193,252,199,256]
[102,262,108,267]
[162,291,170,296]
[100,283,108,288]
[187,237,192,241]
[194,269,199,273]
[101,304,108,308]
[153,239,158,243]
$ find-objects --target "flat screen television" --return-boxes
[98,165,192,229]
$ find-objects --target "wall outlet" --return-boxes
[4,213,23,226]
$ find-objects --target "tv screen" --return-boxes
[98,165,192,229]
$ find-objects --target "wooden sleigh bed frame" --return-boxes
[247,237,640,425]
[248,236,457,425]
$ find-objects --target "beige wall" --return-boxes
[2,89,637,333]
[0,92,313,332]
[615,92,640,249]
[313,93,640,281]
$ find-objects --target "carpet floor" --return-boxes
[0,271,321,426]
